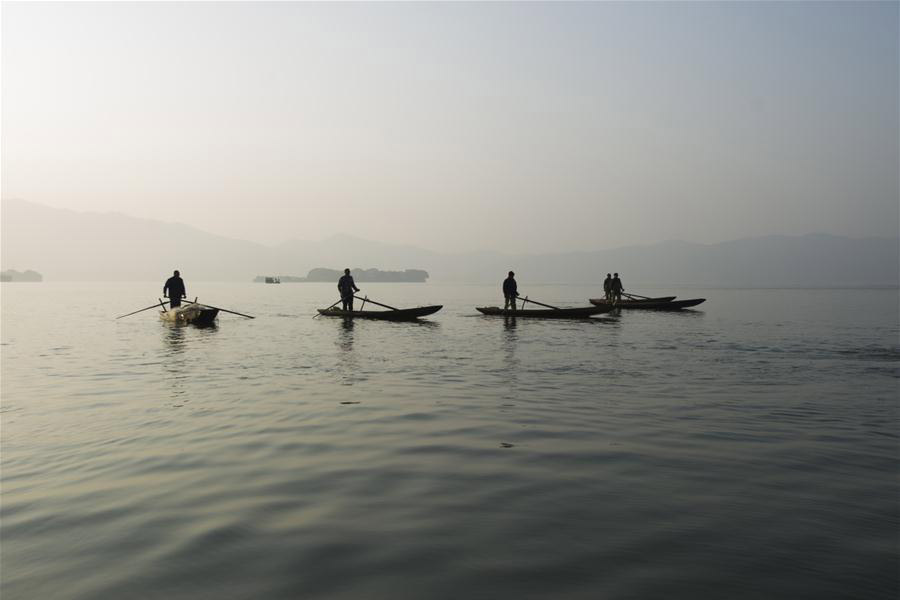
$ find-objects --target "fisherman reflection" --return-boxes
[502,313,520,374]
[164,323,186,353]
[334,317,360,387]
[162,326,189,404]
[338,317,355,352]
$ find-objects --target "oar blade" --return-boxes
[352,295,398,310]
[182,299,255,319]
[314,298,344,318]
[116,301,167,319]
[520,296,561,310]
[218,307,255,319]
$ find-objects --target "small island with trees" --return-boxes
[1,269,43,282]
[254,268,428,283]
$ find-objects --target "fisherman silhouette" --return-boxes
[337,268,360,312]
[163,270,186,308]
[503,271,519,311]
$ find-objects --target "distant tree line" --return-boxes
[1,269,43,282]
[254,268,428,283]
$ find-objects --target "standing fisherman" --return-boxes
[163,270,187,308]
[338,268,360,312]
[611,272,624,304]
[503,271,519,311]
[603,273,613,302]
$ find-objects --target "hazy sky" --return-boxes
[2,1,897,253]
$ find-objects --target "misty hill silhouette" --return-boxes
[2,199,897,286]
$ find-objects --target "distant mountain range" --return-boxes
[2,199,897,286]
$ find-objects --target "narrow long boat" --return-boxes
[159,303,219,326]
[589,296,676,306]
[590,298,706,310]
[476,306,610,318]
[317,305,443,321]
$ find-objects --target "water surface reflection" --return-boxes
[2,285,896,600]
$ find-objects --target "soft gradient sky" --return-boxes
[2,1,897,253]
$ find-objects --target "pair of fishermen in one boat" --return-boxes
[591,273,706,310]
[602,273,625,304]
[590,294,706,310]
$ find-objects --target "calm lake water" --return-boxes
[2,282,898,599]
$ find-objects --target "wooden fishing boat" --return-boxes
[159,303,219,326]
[317,305,443,320]
[589,296,676,306]
[476,306,611,318]
[590,298,706,310]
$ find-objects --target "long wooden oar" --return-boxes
[353,295,398,310]
[623,292,651,300]
[521,296,560,310]
[183,299,255,319]
[116,298,168,319]
[313,298,343,318]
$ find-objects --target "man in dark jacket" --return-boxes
[163,270,186,308]
[603,273,613,302]
[503,271,519,311]
[338,268,360,311]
